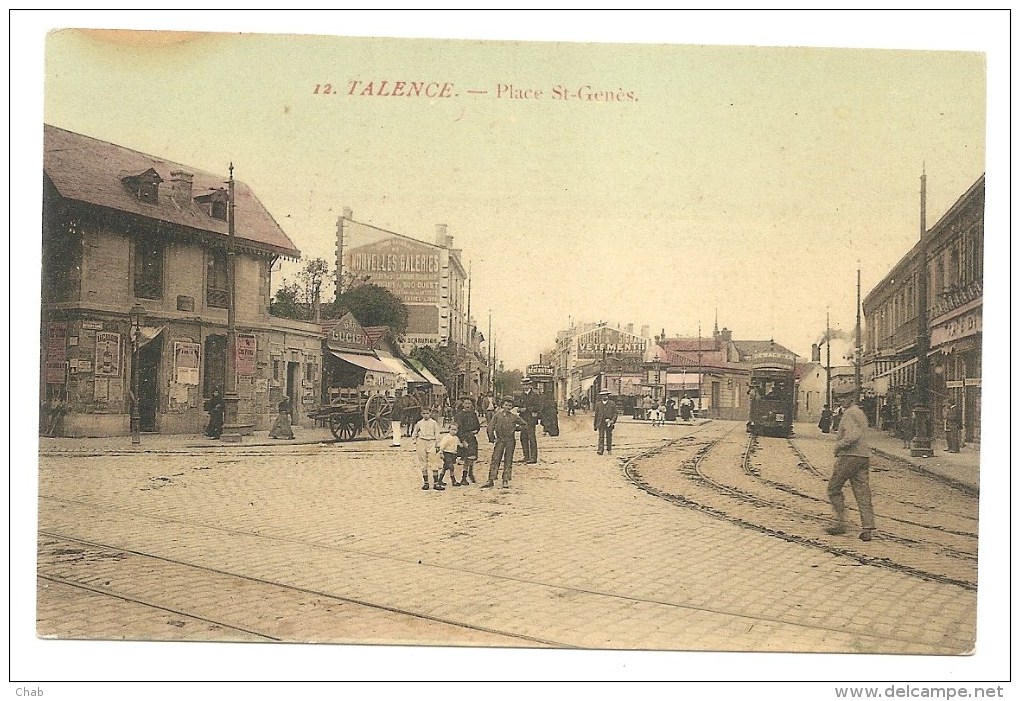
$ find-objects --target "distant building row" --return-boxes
[548,320,797,421]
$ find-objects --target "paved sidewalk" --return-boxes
[38,426,343,454]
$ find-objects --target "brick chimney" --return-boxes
[626,323,634,334]
[170,170,194,209]
[641,325,649,338]
[343,206,353,220]
[719,327,733,343]
[436,223,451,247]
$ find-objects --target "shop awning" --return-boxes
[328,350,392,374]
[874,357,917,378]
[138,325,167,348]
[579,376,596,393]
[376,351,430,385]
[408,359,445,387]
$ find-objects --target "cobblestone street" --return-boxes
[27,414,998,683]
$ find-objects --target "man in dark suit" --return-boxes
[518,379,543,463]
[593,389,619,455]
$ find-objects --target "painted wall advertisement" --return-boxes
[576,326,648,360]
[94,332,122,377]
[174,342,201,385]
[345,235,441,305]
[236,334,257,376]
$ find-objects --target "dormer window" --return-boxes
[121,168,163,204]
[194,188,229,222]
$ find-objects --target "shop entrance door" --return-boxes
[139,336,162,432]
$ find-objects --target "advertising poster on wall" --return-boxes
[93,331,121,377]
[236,334,257,376]
[173,342,200,385]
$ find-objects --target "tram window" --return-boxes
[750,378,786,400]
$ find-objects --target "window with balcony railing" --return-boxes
[207,249,228,309]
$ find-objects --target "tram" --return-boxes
[747,351,797,437]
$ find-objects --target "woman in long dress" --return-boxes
[269,395,295,439]
[205,389,225,439]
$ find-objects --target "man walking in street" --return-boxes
[482,397,527,489]
[825,388,876,541]
[518,379,542,464]
[594,389,619,455]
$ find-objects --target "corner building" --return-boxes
[41,125,323,437]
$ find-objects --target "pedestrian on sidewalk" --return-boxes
[831,404,844,432]
[679,394,694,422]
[269,395,295,440]
[454,397,481,485]
[437,423,462,488]
[818,404,833,434]
[594,389,619,455]
[204,388,225,439]
[412,408,443,491]
[483,397,527,489]
[825,389,876,541]
[944,399,962,453]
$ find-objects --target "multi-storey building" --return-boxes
[41,125,323,437]
[338,210,486,397]
[863,174,983,444]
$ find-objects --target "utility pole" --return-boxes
[221,163,242,442]
[855,266,862,400]
[697,322,703,414]
[911,168,934,457]
[825,308,832,408]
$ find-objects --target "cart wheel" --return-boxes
[329,413,358,441]
[339,419,358,441]
[364,394,392,440]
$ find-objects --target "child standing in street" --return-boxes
[412,408,442,491]
[437,423,462,488]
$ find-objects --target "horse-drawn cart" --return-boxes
[309,389,393,441]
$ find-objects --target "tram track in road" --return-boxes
[36,515,951,652]
[626,423,977,591]
[37,529,562,647]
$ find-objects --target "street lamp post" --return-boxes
[129,303,146,445]
[645,354,666,404]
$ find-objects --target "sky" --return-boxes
[11,9,1012,689]
[30,12,997,371]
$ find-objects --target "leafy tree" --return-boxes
[270,280,309,320]
[270,258,335,322]
[298,258,332,318]
[333,283,409,335]
[408,344,458,388]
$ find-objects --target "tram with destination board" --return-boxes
[747,351,797,437]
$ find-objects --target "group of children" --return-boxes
[410,407,478,491]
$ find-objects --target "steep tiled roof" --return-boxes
[43,124,300,258]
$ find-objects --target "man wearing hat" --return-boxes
[593,389,619,455]
[825,388,876,541]
[517,378,542,464]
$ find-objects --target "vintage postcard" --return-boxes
[15,10,1009,689]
